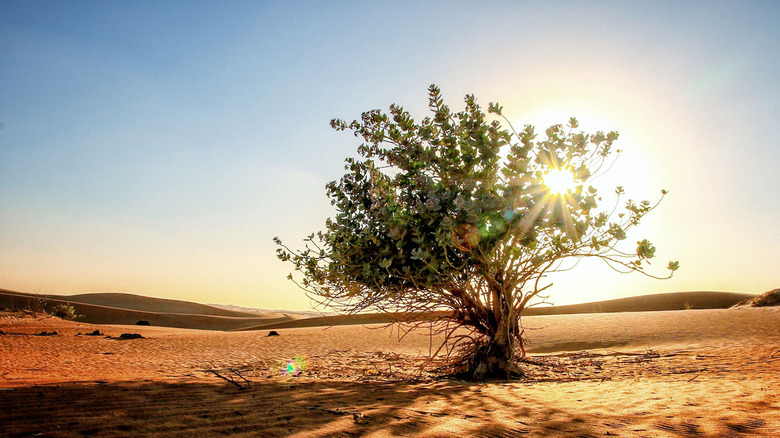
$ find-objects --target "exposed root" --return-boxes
[439,339,527,381]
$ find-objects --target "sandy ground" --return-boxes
[1,308,778,437]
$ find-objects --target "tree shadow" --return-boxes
[0,379,603,437]
[1,377,774,437]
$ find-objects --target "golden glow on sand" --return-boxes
[543,168,577,195]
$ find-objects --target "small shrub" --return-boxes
[52,303,80,320]
[24,295,49,315]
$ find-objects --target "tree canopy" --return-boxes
[276,85,677,379]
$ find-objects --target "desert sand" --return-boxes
[1,307,778,437]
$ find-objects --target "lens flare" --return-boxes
[280,354,308,377]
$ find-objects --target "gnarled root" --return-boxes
[449,339,526,381]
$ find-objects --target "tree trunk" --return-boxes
[448,281,525,380]
[467,312,523,380]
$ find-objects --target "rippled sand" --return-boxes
[1,308,778,437]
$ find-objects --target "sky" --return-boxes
[1,1,779,310]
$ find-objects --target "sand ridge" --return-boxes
[0,288,759,332]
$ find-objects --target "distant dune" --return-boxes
[234,311,434,331]
[63,292,260,317]
[0,289,292,331]
[238,291,757,331]
[522,290,756,315]
[0,288,757,332]
[207,303,329,319]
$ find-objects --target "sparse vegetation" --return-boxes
[22,293,49,315]
[51,303,80,320]
[732,288,780,307]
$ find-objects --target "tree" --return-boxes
[275,85,678,380]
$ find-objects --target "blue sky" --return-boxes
[1,1,779,309]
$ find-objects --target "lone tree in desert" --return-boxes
[276,85,678,380]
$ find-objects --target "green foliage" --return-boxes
[275,84,677,377]
[51,303,79,320]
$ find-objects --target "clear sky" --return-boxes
[1,1,778,310]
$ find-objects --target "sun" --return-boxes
[543,168,577,195]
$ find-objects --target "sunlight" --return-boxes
[543,168,576,195]
[503,92,662,203]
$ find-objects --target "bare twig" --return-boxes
[229,367,253,387]
[671,368,706,375]
[306,406,360,415]
[519,357,548,366]
[306,406,366,424]
[530,376,612,383]
[543,350,650,358]
[206,368,250,390]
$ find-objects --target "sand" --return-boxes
[1,308,778,437]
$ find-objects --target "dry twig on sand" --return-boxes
[305,406,365,424]
[206,368,252,390]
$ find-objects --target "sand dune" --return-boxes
[208,302,330,319]
[238,291,757,331]
[0,289,293,331]
[0,288,760,334]
[1,307,778,436]
[64,292,261,317]
[522,290,756,315]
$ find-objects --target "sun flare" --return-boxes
[543,168,576,195]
